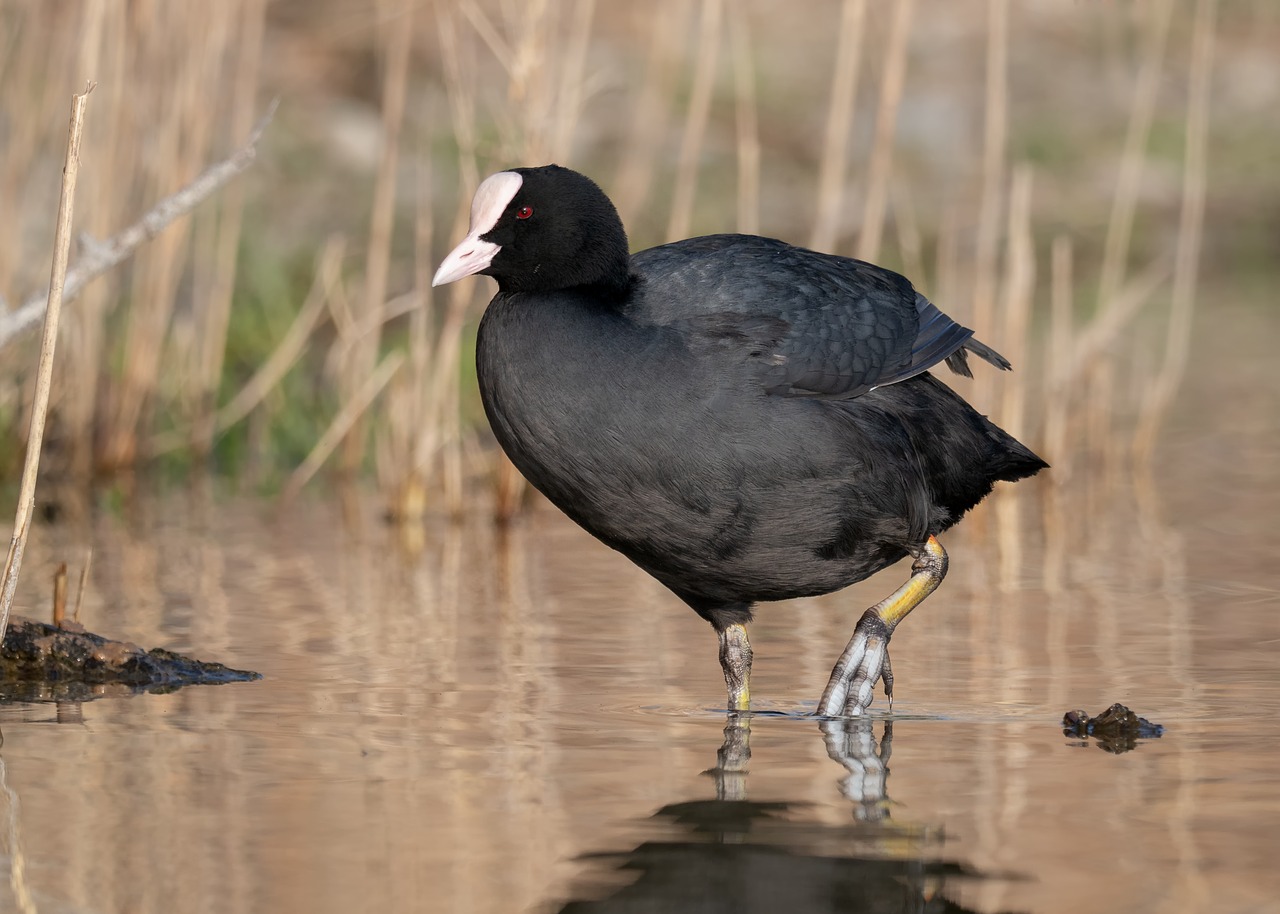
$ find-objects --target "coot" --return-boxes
[433,165,1046,716]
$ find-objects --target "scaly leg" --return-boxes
[718,622,753,712]
[818,536,948,717]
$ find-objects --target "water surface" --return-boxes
[1,304,1277,914]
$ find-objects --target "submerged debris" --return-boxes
[0,615,260,702]
[1062,703,1164,754]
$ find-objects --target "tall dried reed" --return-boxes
[191,0,268,456]
[854,0,914,264]
[666,0,723,242]
[1132,0,1215,470]
[340,0,415,479]
[0,85,91,642]
[809,0,867,253]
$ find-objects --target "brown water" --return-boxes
[1,308,1278,914]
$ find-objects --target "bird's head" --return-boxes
[432,164,631,297]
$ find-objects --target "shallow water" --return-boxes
[0,472,1275,914]
[1,308,1278,914]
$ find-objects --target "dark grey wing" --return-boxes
[631,235,1010,400]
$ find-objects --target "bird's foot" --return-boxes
[817,609,895,717]
[816,537,947,717]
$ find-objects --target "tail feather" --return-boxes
[955,336,1012,373]
[910,292,1014,385]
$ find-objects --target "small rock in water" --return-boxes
[1062,703,1164,754]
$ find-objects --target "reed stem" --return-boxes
[1133,0,1216,465]
[810,0,867,252]
[0,84,92,641]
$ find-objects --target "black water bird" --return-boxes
[433,165,1046,716]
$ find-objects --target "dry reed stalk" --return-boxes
[379,158,437,521]
[429,301,479,515]
[727,9,760,235]
[0,84,91,642]
[1096,0,1174,311]
[611,0,689,226]
[854,0,915,263]
[280,351,405,506]
[0,8,73,297]
[377,151,437,521]
[61,0,112,483]
[1054,255,1171,389]
[1055,259,1172,515]
[432,286,478,519]
[411,161,434,419]
[1042,235,1074,593]
[193,0,268,456]
[438,10,481,194]
[1085,0,1174,497]
[809,0,867,253]
[458,0,512,66]
[934,202,961,306]
[340,0,414,478]
[0,13,77,332]
[482,0,551,155]
[100,4,235,470]
[441,354,471,517]
[52,562,68,627]
[433,8,489,517]
[997,165,1035,440]
[326,290,424,369]
[1042,236,1074,474]
[1132,0,1216,465]
[549,0,598,161]
[666,0,723,242]
[438,6,500,516]
[970,0,1009,412]
[0,104,275,351]
[150,235,346,457]
[994,165,1034,592]
[73,548,92,624]
[891,181,926,289]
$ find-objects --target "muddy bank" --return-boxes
[0,616,260,701]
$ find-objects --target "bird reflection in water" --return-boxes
[552,716,1016,914]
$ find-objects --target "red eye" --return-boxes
[515,205,533,220]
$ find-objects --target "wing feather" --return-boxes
[630,235,1011,400]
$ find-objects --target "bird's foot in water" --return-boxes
[718,622,753,712]
[817,609,895,717]
[816,537,947,717]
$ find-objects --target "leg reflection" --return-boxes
[551,716,1017,913]
[820,718,893,822]
[708,712,751,802]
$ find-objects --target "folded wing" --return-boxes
[631,234,1010,400]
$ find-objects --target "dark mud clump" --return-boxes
[0,615,260,702]
[1063,703,1164,754]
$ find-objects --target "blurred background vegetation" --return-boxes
[0,0,1271,526]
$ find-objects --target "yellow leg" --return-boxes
[818,536,948,717]
[718,622,752,712]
